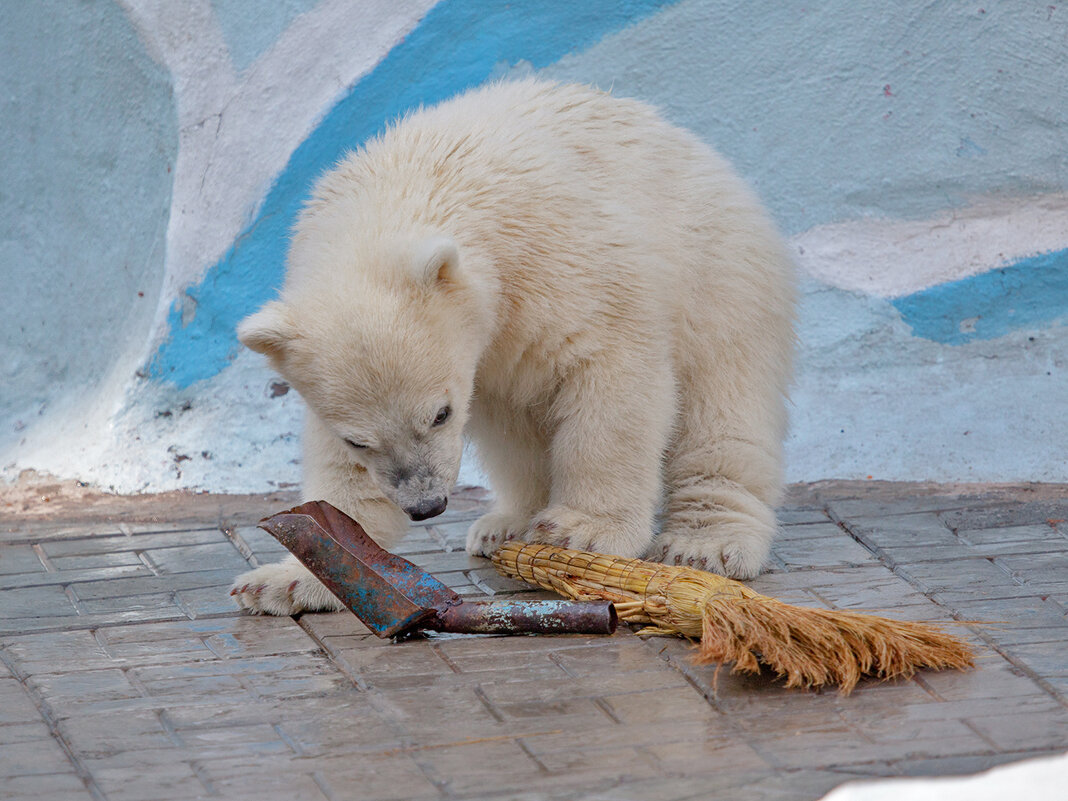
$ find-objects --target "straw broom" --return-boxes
[492,542,973,694]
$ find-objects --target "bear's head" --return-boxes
[238,236,492,521]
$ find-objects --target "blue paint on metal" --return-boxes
[148,0,678,387]
[892,247,1068,344]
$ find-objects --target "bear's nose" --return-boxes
[405,496,447,521]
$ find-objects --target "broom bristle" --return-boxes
[492,542,974,694]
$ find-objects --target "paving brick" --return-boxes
[1,564,155,592]
[89,762,208,801]
[426,519,472,550]
[0,773,93,801]
[600,685,726,726]
[770,535,880,570]
[467,567,539,595]
[0,585,79,619]
[77,593,180,619]
[39,528,225,558]
[520,717,719,756]
[828,496,993,518]
[373,684,507,738]
[273,703,402,756]
[405,549,486,573]
[966,709,1068,751]
[1000,640,1068,677]
[547,640,682,678]
[893,750,1060,778]
[776,508,832,525]
[0,721,53,746]
[4,484,1068,801]
[0,679,45,726]
[308,752,442,801]
[537,742,664,779]
[48,552,145,571]
[0,546,47,576]
[414,738,547,796]
[840,513,960,548]
[203,770,331,801]
[995,552,1068,588]
[914,655,1048,700]
[957,523,1066,546]
[141,542,250,574]
[948,596,1068,633]
[68,568,238,600]
[228,525,291,563]
[894,558,1022,596]
[329,641,470,690]
[59,709,177,757]
[390,526,449,556]
[941,501,1068,532]
[0,738,76,777]
[29,668,143,709]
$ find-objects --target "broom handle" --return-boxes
[434,600,617,635]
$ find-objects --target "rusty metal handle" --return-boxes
[434,600,617,635]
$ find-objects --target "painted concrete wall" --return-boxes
[2,0,1065,494]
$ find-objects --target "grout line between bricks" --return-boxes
[32,543,57,572]
[63,585,88,616]
[430,643,462,674]
[156,708,185,747]
[136,550,162,576]
[592,696,623,724]
[189,761,219,798]
[515,737,551,773]
[220,522,261,568]
[273,722,306,756]
[472,685,505,723]
[310,770,338,801]
[960,717,1001,752]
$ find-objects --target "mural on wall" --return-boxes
[2,0,1065,493]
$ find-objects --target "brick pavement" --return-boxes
[1,483,1066,800]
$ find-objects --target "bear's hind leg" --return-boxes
[650,384,786,580]
[527,352,673,559]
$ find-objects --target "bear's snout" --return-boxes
[405,496,447,521]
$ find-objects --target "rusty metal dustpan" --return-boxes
[259,500,617,638]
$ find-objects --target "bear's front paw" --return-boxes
[647,526,771,580]
[466,511,529,557]
[528,505,650,559]
[230,557,345,615]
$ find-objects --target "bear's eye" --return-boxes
[432,405,451,427]
[345,439,368,450]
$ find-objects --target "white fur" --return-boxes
[231,80,795,614]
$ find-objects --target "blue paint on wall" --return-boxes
[211,0,319,73]
[148,0,677,387]
[0,0,176,434]
[892,248,1068,345]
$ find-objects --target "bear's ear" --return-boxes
[411,237,460,287]
[237,301,298,358]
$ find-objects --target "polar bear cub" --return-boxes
[231,79,795,615]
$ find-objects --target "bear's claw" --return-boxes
[230,558,345,616]
[466,510,530,557]
[648,529,769,580]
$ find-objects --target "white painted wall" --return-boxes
[2,0,1066,493]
